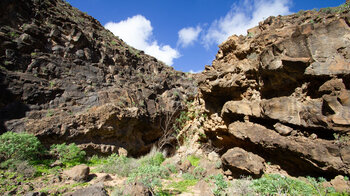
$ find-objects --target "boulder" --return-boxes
[221,147,265,178]
[330,175,350,193]
[95,174,113,183]
[122,182,151,196]
[63,164,90,182]
[64,183,107,196]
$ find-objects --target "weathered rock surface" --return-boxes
[0,0,196,156]
[63,164,90,182]
[199,9,350,178]
[64,183,108,196]
[122,182,152,196]
[221,147,265,178]
[330,175,350,192]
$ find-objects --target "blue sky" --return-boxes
[67,0,345,72]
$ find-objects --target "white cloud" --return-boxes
[105,15,180,65]
[188,69,203,74]
[178,26,202,48]
[203,0,291,47]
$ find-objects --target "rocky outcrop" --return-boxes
[199,9,350,178]
[0,0,196,156]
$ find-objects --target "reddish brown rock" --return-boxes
[330,175,350,193]
[221,147,265,178]
[63,164,90,182]
[199,8,350,177]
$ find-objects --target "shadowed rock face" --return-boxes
[0,0,197,156]
[199,9,350,178]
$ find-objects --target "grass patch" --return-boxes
[251,174,342,196]
[168,179,198,192]
[187,155,200,167]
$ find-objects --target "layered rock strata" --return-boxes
[0,0,196,156]
[199,9,350,178]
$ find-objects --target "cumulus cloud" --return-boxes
[105,15,180,65]
[177,26,202,48]
[203,0,291,47]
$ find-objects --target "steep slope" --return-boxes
[0,0,196,156]
[198,8,350,178]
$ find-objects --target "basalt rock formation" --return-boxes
[0,0,196,156]
[198,9,350,178]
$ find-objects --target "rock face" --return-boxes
[199,9,350,178]
[0,0,196,156]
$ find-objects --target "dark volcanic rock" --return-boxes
[199,8,350,178]
[0,0,196,156]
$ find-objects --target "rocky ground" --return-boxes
[0,0,350,195]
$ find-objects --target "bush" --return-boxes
[193,166,206,179]
[138,151,165,167]
[127,150,168,191]
[128,164,169,190]
[50,143,86,167]
[211,174,228,196]
[96,154,136,176]
[0,132,43,161]
[14,161,36,178]
[226,176,253,196]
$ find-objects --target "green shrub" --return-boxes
[165,163,177,173]
[250,174,337,196]
[193,166,206,179]
[96,154,135,176]
[211,174,228,196]
[139,151,165,166]
[14,161,36,178]
[50,143,86,167]
[0,132,43,161]
[87,155,105,166]
[182,172,197,180]
[127,150,168,191]
[128,164,169,190]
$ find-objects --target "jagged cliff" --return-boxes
[198,9,350,178]
[0,0,196,156]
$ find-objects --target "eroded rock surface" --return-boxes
[199,9,350,178]
[221,147,265,178]
[0,0,196,156]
